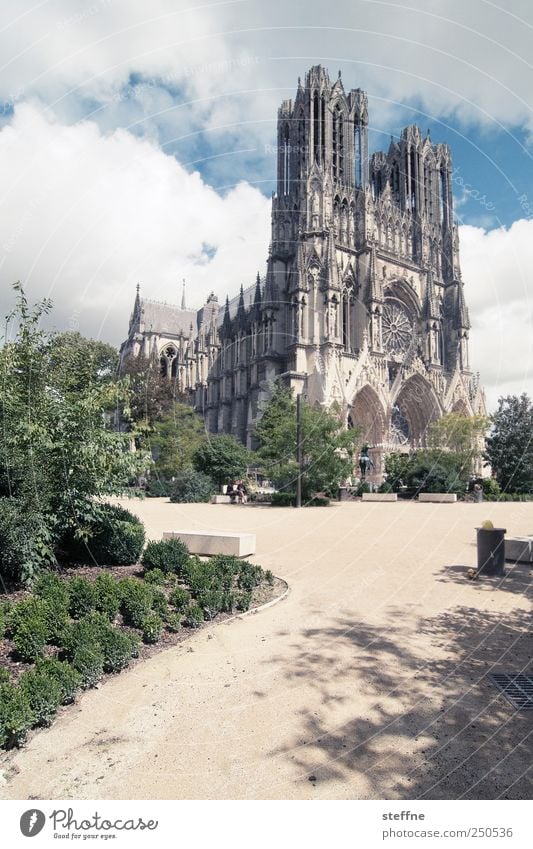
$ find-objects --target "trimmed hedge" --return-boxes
[142,538,190,576]
[68,577,97,619]
[168,469,215,503]
[0,683,34,748]
[119,578,153,628]
[270,492,295,507]
[61,504,145,566]
[142,613,163,644]
[18,669,62,727]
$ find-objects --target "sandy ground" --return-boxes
[1,499,531,801]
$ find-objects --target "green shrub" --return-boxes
[0,668,10,684]
[142,613,163,644]
[143,568,166,587]
[378,481,395,494]
[35,658,80,704]
[209,555,240,591]
[0,609,4,641]
[8,598,51,662]
[197,589,225,620]
[146,479,172,498]
[237,561,263,592]
[61,611,110,657]
[270,491,295,507]
[235,591,252,612]
[142,538,190,576]
[0,682,34,748]
[93,572,121,620]
[33,571,69,611]
[151,589,168,618]
[164,612,182,632]
[306,495,330,506]
[183,604,204,628]
[62,504,145,566]
[19,668,62,727]
[168,469,215,503]
[71,645,105,688]
[0,498,55,584]
[357,481,371,495]
[99,628,138,673]
[185,560,218,597]
[68,577,97,619]
[264,570,274,586]
[119,578,153,628]
[168,586,191,613]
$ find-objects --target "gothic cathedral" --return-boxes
[120,65,485,478]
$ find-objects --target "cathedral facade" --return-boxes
[120,65,485,478]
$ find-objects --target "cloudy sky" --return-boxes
[0,0,532,409]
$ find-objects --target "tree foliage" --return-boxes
[192,435,250,487]
[0,284,149,581]
[150,402,207,479]
[484,394,533,493]
[254,381,362,498]
[427,412,488,470]
[120,354,182,425]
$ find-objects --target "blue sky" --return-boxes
[0,0,531,409]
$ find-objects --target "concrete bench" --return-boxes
[163,530,256,558]
[210,495,232,504]
[505,536,533,563]
[362,492,398,502]
[418,493,457,503]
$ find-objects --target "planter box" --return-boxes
[362,492,398,502]
[505,536,533,563]
[163,530,256,558]
[210,495,232,504]
[418,493,457,503]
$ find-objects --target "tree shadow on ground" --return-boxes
[267,605,532,799]
[437,561,532,598]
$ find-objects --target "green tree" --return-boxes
[0,284,149,580]
[484,394,533,493]
[427,412,488,471]
[150,403,207,478]
[192,435,250,488]
[254,381,362,498]
[120,354,181,425]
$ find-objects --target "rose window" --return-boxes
[382,300,412,355]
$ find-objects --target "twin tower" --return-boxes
[121,66,485,476]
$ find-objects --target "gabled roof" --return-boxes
[139,299,197,337]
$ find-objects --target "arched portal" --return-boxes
[350,384,387,445]
[393,375,441,446]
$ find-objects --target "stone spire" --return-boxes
[181,279,186,310]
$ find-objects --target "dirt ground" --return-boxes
[1,499,531,800]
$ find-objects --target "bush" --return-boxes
[19,668,62,727]
[143,568,166,587]
[146,480,172,498]
[183,603,204,628]
[357,481,371,496]
[0,668,9,684]
[99,628,138,673]
[197,589,225,620]
[270,491,295,507]
[142,613,163,644]
[185,560,218,597]
[305,495,330,506]
[192,436,249,488]
[8,598,51,662]
[71,645,105,688]
[164,612,182,632]
[378,481,395,494]
[0,682,34,748]
[264,570,274,586]
[168,586,191,613]
[61,611,110,657]
[119,578,153,628]
[209,555,240,591]
[32,573,69,643]
[168,469,215,503]
[151,589,168,618]
[68,577,97,619]
[235,591,252,612]
[93,572,121,620]
[142,538,190,576]
[0,498,55,585]
[237,561,263,592]
[481,478,501,500]
[35,658,80,704]
[62,504,145,566]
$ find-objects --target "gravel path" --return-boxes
[1,499,531,800]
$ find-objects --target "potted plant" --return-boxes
[476,519,507,576]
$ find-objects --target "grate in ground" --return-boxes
[489,674,533,710]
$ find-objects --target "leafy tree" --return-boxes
[150,403,207,479]
[47,332,119,394]
[120,354,182,425]
[0,284,149,580]
[192,435,250,488]
[427,412,488,472]
[484,394,533,493]
[254,381,361,498]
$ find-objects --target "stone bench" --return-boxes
[163,530,256,558]
[505,536,533,563]
[210,495,232,504]
[418,493,457,503]
[362,492,398,502]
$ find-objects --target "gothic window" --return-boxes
[440,168,448,225]
[390,404,410,444]
[313,92,320,163]
[355,124,362,187]
[332,104,344,182]
[382,299,413,356]
[160,344,178,378]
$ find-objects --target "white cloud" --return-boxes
[0,103,271,344]
[460,220,533,408]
